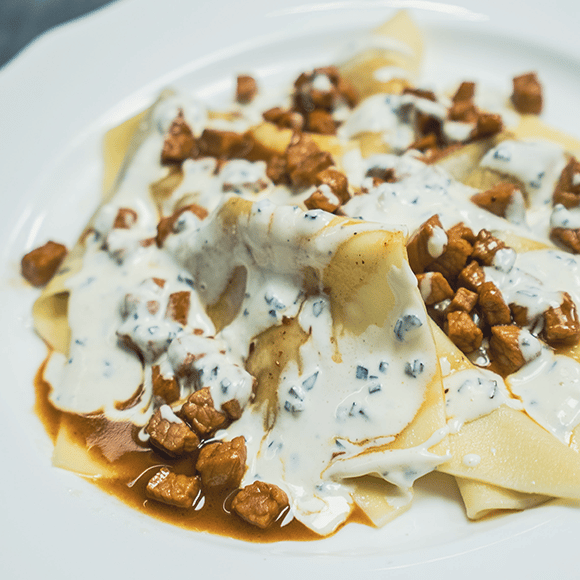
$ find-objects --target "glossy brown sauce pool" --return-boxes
[34,361,373,542]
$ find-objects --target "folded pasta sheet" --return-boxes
[26,10,580,539]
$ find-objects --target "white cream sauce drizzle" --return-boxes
[40,69,580,535]
[479,140,568,235]
[444,368,520,432]
[341,150,529,236]
[508,347,580,444]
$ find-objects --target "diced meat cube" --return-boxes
[232,481,289,529]
[365,166,397,184]
[553,157,580,209]
[451,81,475,103]
[113,208,138,229]
[196,436,247,488]
[222,398,243,421]
[403,87,437,101]
[550,227,580,254]
[445,310,483,353]
[146,467,201,508]
[489,325,527,375]
[294,71,334,112]
[293,66,357,113]
[161,110,198,164]
[510,303,531,327]
[165,291,191,326]
[146,406,200,456]
[542,292,580,347]
[197,129,252,159]
[416,271,454,305]
[265,154,289,185]
[478,281,511,326]
[262,107,305,131]
[304,187,340,213]
[448,287,479,313]
[470,112,503,140]
[448,100,478,123]
[236,75,258,104]
[315,167,350,204]
[511,72,543,115]
[457,260,486,292]
[180,387,227,437]
[306,109,337,135]
[335,75,358,108]
[151,365,180,404]
[21,241,67,287]
[471,229,507,266]
[428,223,474,281]
[470,182,522,218]
[285,134,333,188]
[406,214,447,274]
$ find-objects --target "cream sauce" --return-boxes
[37,54,580,537]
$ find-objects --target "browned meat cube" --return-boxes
[448,100,478,123]
[306,109,337,135]
[457,260,486,292]
[146,467,201,508]
[165,291,191,326]
[470,112,503,140]
[542,292,580,347]
[265,154,289,185]
[406,214,447,274]
[553,157,580,209]
[222,398,243,421]
[471,229,508,266]
[304,188,340,213]
[489,325,527,375]
[365,166,397,184]
[403,87,437,101]
[151,365,180,404]
[180,387,227,437]
[146,407,200,456]
[232,481,289,529]
[511,72,543,115]
[335,75,358,108]
[262,107,305,132]
[196,436,247,488]
[21,241,67,287]
[470,182,522,218]
[161,110,198,164]
[478,281,511,326]
[236,75,258,104]
[550,227,580,254]
[510,303,531,327]
[113,207,138,229]
[285,134,334,188]
[448,287,479,313]
[197,129,252,159]
[315,167,350,204]
[293,66,355,113]
[445,310,483,353]
[416,272,454,305]
[451,81,475,103]
[429,223,474,280]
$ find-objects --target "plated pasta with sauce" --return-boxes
[21,10,580,541]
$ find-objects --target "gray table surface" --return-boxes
[0,0,117,69]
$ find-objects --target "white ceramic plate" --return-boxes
[2,1,580,578]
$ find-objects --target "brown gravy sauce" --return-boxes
[34,360,373,543]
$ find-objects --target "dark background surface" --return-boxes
[0,0,117,69]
